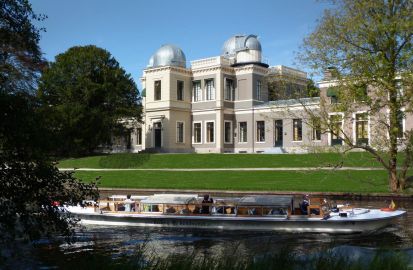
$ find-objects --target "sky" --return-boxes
[31,0,332,89]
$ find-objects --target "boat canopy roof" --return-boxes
[237,195,293,208]
[140,194,198,205]
[108,195,148,201]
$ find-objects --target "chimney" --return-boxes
[323,67,337,80]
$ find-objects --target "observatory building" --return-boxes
[112,34,411,153]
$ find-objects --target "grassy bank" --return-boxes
[75,169,390,193]
[58,152,394,169]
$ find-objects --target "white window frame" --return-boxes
[205,79,215,101]
[154,80,162,101]
[311,118,321,142]
[176,121,185,144]
[352,111,370,145]
[256,120,265,143]
[328,112,345,146]
[400,108,406,139]
[177,80,184,101]
[192,81,202,102]
[136,127,142,145]
[205,121,215,144]
[224,121,233,144]
[238,121,248,143]
[192,121,202,144]
[224,78,234,101]
[292,119,303,142]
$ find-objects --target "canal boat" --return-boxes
[64,194,406,233]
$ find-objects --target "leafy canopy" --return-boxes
[298,0,413,191]
[0,0,98,250]
[38,45,141,156]
[0,0,45,94]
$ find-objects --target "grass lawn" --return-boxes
[58,152,395,169]
[75,170,390,193]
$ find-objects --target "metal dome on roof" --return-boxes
[221,34,262,57]
[147,44,186,68]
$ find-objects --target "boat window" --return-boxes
[212,206,236,215]
[263,207,288,216]
[164,204,190,215]
[142,204,160,212]
[237,207,263,216]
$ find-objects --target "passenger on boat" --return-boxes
[201,194,213,214]
[193,206,201,214]
[300,195,321,215]
[124,194,134,212]
[300,195,310,215]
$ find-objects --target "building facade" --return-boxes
[121,34,411,154]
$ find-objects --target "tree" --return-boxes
[0,0,45,94]
[0,0,98,251]
[38,45,141,157]
[298,0,413,191]
[306,78,319,98]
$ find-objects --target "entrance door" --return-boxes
[154,122,162,148]
[274,120,283,147]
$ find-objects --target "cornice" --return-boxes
[234,64,268,75]
[144,66,192,75]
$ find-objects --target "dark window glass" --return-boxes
[256,121,265,142]
[177,81,184,101]
[154,80,161,100]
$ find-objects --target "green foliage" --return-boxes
[298,0,413,191]
[0,0,45,94]
[0,0,99,250]
[38,45,141,157]
[0,160,98,244]
[307,78,320,97]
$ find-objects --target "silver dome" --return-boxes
[221,35,262,56]
[148,44,186,68]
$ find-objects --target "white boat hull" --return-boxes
[66,207,406,234]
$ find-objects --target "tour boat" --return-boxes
[64,194,406,233]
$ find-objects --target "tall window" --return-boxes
[193,122,202,143]
[355,113,368,145]
[193,81,201,102]
[154,80,161,100]
[225,78,234,101]
[293,119,302,141]
[136,128,142,145]
[239,122,247,143]
[397,110,405,139]
[312,118,321,141]
[177,80,184,101]
[176,122,184,143]
[206,122,214,143]
[224,121,232,143]
[330,114,343,145]
[256,121,265,142]
[256,80,262,100]
[205,79,215,100]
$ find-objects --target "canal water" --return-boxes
[13,198,413,268]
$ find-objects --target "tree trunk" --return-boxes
[389,165,399,192]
